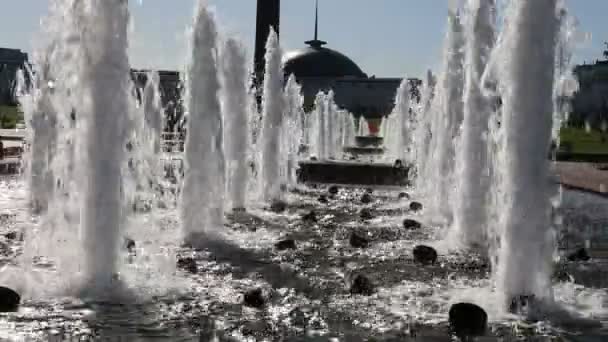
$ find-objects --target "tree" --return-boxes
[604,42,608,60]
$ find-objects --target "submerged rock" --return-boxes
[567,248,591,262]
[123,237,136,253]
[269,200,288,213]
[177,257,197,274]
[359,208,374,220]
[243,288,266,308]
[348,274,374,296]
[275,239,297,251]
[328,185,339,195]
[3,231,21,241]
[409,201,423,212]
[0,287,20,312]
[508,294,537,315]
[317,194,329,204]
[302,211,317,223]
[402,219,422,230]
[349,232,370,248]
[449,303,487,338]
[398,192,410,200]
[413,245,437,265]
[360,193,373,204]
[394,159,404,168]
[232,207,247,213]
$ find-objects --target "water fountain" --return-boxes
[453,0,496,248]
[181,3,225,244]
[259,29,285,202]
[1,0,607,340]
[220,38,250,210]
[385,79,412,163]
[490,0,560,309]
[283,74,304,186]
[424,9,465,220]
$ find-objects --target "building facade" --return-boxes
[571,61,608,128]
[0,48,29,105]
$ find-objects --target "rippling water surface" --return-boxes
[0,177,607,341]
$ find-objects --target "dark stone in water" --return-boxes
[394,159,404,168]
[349,232,369,248]
[177,257,197,273]
[360,193,373,204]
[409,201,423,212]
[402,219,422,230]
[413,245,437,265]
[269,200,288,213]
[398,192,410,200]
[359,208,374,220]
[317,194,329,204]
[508,294,537,314]
[232,207,247,213]
[449,303,487,338]
[310,156,318,161]
[123,237,136,253]
[553,267,571,282]
[0,286,20,312]
[365,188,373,194]
[4,231,19,241]
[328,185,339,195]
[243,288,266,308]
[275,239,297,251]
[567,248,591,262]
[348,274,374,296]
[302,211,317,223]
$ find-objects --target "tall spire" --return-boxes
[314,0,319,40]
[306,0,327,48]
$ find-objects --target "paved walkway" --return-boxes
[554,162,608,197]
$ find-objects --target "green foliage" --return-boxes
[0,105,23,129]
[560,126,608,154]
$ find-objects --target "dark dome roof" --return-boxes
[283,43,367,79]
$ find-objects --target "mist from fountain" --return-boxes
[413,70,437,180]
[452,0,496,248]
[423,10,465,220]
[491,0,560,308]
[220,38,250,210]
[283,74,304,185]
[260,29,285,202]
[310,91,327,160]
[16,60,57,215]
[142,71,164,156]
[70,0,133,287]
[181,2,225,243]
[385,79,412,163]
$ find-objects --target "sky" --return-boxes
[1,0,606,78]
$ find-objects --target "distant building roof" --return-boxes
[283,43,367,79]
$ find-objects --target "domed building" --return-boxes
[259,1,421,133]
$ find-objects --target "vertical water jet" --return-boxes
[77,0,132,286]
[453,0,496,247]
[494,0,560,308]
[260,29,285,201]
[220,38,250,210]
[181,2,225,243]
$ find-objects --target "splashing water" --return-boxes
[181,2,225,244]
[260,29,285,202]
[220,38,250,210]
[491,0,560,308]
[385,78,412,163]
[452,0,496,248]
[71,0,133,288]
[424,10,465,221]
[283,74,305,186]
